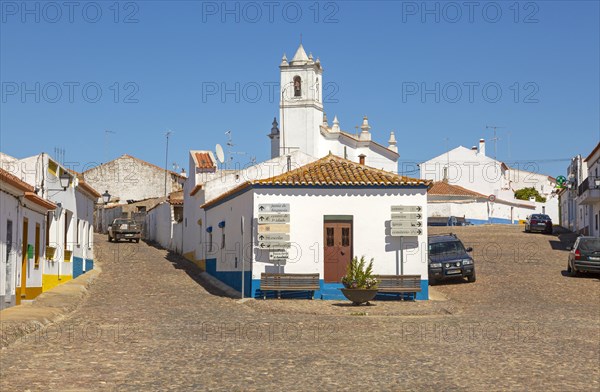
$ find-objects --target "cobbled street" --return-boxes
[1,226,599,391]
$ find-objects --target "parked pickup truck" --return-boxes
[108,218,141,243]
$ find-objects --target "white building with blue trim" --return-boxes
[200,154,431,300]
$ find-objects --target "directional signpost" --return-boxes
[258,214,290,224]
[257,204,291,271]
[390,205,424,275]
[269,250,289,263]
[258,203,290,213]
[257,233,290,242]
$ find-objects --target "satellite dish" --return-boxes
[215,144,225,164]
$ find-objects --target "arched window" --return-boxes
[293,76,301,97]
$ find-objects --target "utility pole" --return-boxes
[485,125,504,160]
[164,130,173,197]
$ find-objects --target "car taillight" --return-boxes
[575,249,581,260]
[531,220,538,225]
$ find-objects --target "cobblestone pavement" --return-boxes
[1,226,599,391]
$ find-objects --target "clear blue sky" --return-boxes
[1,1,598,179]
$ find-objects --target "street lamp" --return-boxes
[102,190,111,204]
[59,172,71,190]
[595,178,600,188]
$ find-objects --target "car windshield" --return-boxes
[579,238,600,251]
[429,240,466,256]
[114,219,132,225]
[532,215,550,220]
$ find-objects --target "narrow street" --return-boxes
[1,227,599,391]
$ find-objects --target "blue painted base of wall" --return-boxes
[73,257,94,279]
[205,259,430,300]
[73,257,84,278]
[205,259,252,297]
[468,218,518,225]
[250,279,430,301]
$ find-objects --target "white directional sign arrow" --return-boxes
[269,250,289,261]
[391,206,422,213]
[257,233,290,242]
[258,203,290,213]
[258,242,291,249]
[391,228,423,236]
[258,214,291,224]
[391,213,423,220]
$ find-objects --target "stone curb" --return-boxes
[0,265,102,348]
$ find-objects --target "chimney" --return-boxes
[180,168,187,178]
[479,139,486,156]
[359,154,366,165]
[471,146,477,154]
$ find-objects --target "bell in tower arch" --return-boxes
[293,76,302,97]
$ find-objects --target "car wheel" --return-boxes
[467,271,476,283]
[429,276,436,285]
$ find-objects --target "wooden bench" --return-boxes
[375,275,422,300]
[260,273,320,299]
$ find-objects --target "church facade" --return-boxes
[268,44,400,173]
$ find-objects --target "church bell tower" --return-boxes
[277,44,324,158]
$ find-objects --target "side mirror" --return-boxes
[466,247,473,252]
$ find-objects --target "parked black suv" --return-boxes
[428,234,475,284]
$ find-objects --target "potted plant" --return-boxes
[340,256,379,305]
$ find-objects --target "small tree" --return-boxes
[514,187,546,203]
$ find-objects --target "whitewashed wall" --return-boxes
[184,151,317,262]
[145,202,182,253]
[204,187,429,280]
[0,192,19,308]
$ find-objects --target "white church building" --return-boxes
[168,44,433,300]
[268,44,400,173]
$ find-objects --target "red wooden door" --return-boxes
[323,222,352,282]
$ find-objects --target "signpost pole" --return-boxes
[241,216,245,299]
[400,236,404,275]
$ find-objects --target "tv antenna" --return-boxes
[485,125,504,160]
[223,130,250,169]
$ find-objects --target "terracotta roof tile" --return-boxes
[0,167,34,192]
[202,154,430,209]
[168,190,184,205]
[255,154,429,187]
[194,152,215,170]
[428,182,487,198]
[83,154,185,178]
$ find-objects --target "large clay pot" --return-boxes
[340,288,378,305]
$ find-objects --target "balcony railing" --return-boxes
[578,177,600,196]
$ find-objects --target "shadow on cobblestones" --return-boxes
[144,240,236,299]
